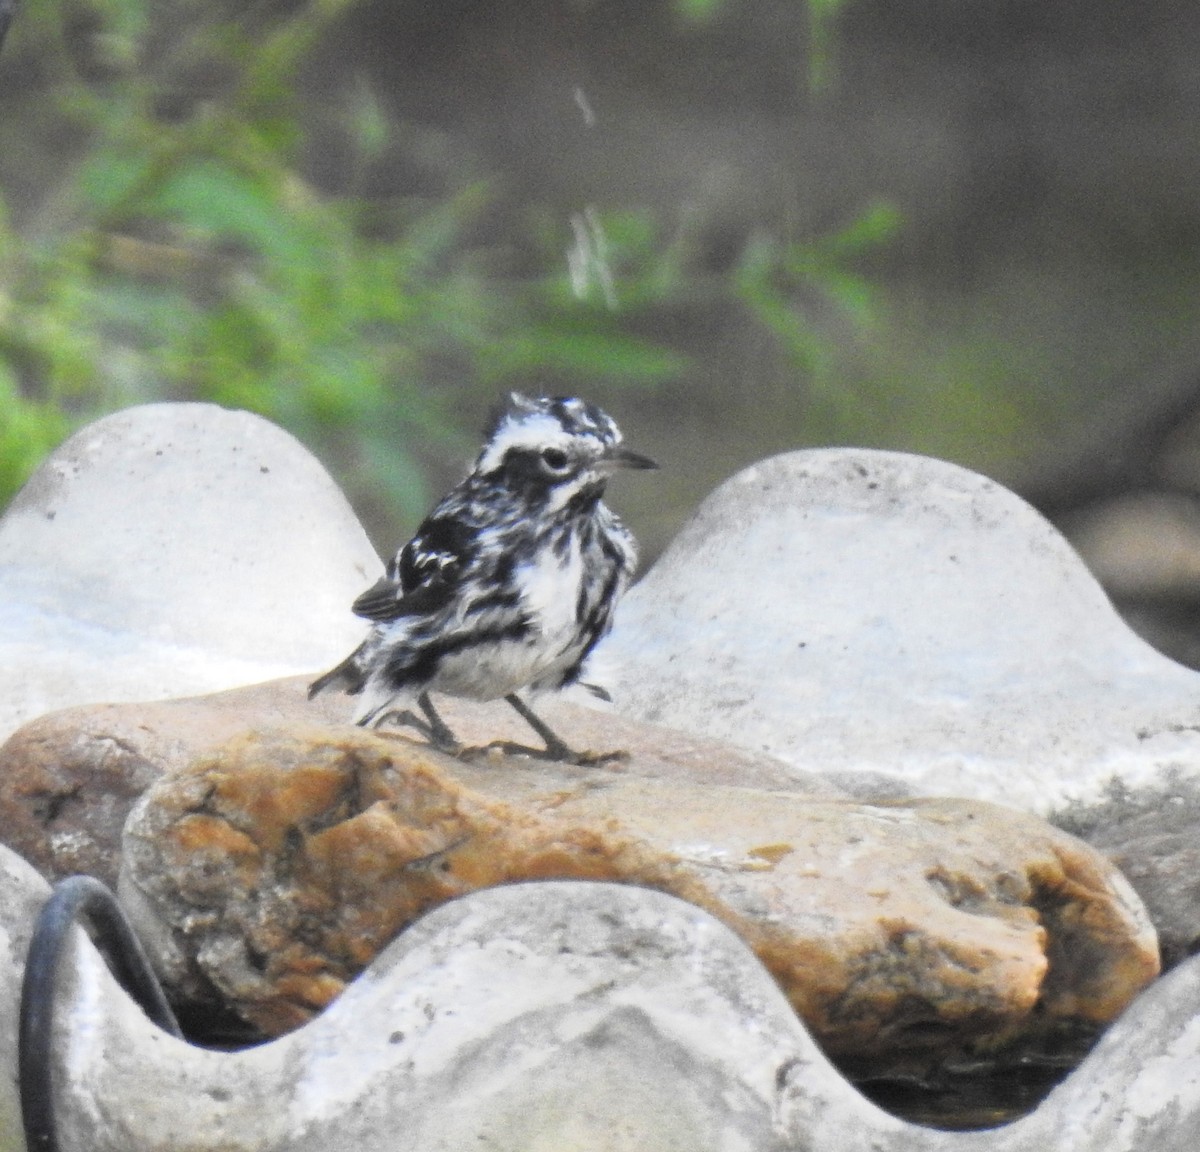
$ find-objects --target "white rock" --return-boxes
[0,404,382,740]
[0,862,1195,1152]
[603,448,1200,815]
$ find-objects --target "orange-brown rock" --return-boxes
[0,674,833,888]
[119,725,1160,1079]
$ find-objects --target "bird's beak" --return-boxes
[601,446,659,471]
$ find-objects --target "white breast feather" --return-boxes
[518,539,585,653]
[413,541,586,701]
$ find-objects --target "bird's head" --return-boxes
[475,393,657,510]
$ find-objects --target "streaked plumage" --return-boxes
[309,393,656,761]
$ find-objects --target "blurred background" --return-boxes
[3,0,1200,663]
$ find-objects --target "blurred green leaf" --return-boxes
[350,77,389,164]
[0,361,71,494]
[673,0,725,25]
[816,200,902,257]
[0,0,891,536]
[490,323,686,383]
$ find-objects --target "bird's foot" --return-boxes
[373,707,426,734]
[468,739,628,767]
[373,694,626,766]
[415,691,467,755]
[372,707,464,757]
[495,693,625,766]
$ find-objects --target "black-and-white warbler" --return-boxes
[310,393,657,763]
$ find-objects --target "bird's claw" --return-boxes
[372,694,626,766]
[466,740,628,767]
[374,708,464,757]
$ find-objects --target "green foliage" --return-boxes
[673,0,851,89]
[0,0,895,529]
[0,361,71,499]
[735,200,901,414]
[673,0,723,23]
[0,0,693,522]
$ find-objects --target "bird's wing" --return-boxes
[351,514,476,623]
[350,575,445,622]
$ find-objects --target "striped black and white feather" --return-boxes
[309,393,656,760]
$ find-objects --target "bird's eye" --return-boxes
[541,447,569,471]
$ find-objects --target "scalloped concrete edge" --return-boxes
[0,403,383,740]
[1,846,1197,1151]
[604,447,1200,815]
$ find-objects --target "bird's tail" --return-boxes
[308,648,367,699]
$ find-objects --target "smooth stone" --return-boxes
[0,403,381,740]
[118,724,1158,1078]
[0,674,835,890]
[0,864,1196,1152]
[603,447,1200,816]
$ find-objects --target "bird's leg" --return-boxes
[416,691,464,754]
[369,708,430,736]
[371,692,463,756]
[484,693,626,766]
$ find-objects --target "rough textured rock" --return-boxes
[0,403,381,740]
[0,410,1195,1141]
[118,726,1158,1078]
[0,674,838,889]
[603,448,1200,815]
[0,861,1195,1152]
[1054,775,1200,969]
[0,679,355,888]
[4,414,1199,973]
[593,448,1200,962]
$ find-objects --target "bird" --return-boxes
[309,393,657,763]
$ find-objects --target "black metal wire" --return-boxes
[18,875,182,1152]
